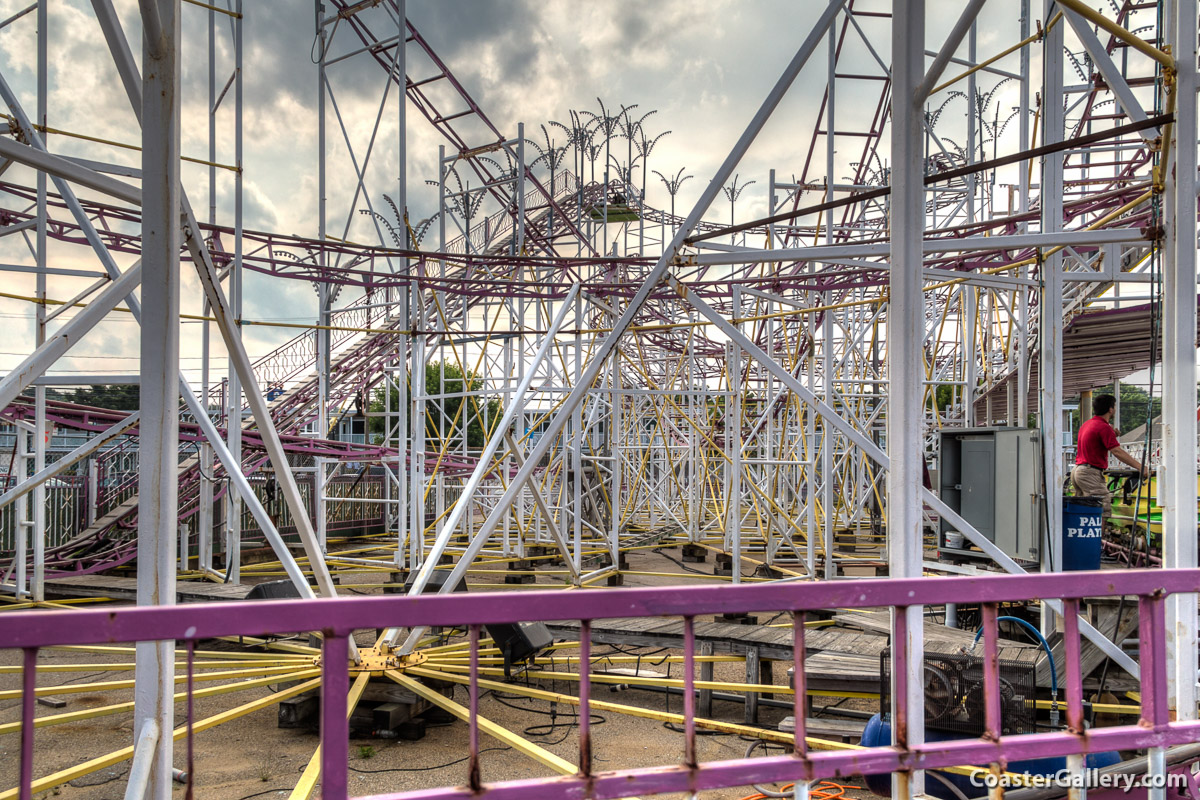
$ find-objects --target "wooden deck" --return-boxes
[45,575,251,603]
[547,608,1047,724]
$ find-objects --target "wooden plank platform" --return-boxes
[833,609,1040,664]
[547,611,1044,705]
[779,714,866,743]
[548,617,863,662]
[1036,601,1141,688]
[45,575,250,603]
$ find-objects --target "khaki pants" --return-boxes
[1070,464,1112,518]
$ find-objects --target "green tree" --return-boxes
[1113,383,1159,434]
[1069,383,1200,435]
[934,384,954,413]
[369,361,502,448]
[66,384,140,411]
[1071,383,1161,434]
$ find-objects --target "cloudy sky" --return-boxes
[0,0,1051,383]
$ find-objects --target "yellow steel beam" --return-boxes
[0,658,309,674]
[426,660,1144,717]
[697,543,807,579]
[215,636,323,655]
[617,570,744,582]
[0,677,321,800]
[0,663,306,701]
[428,654,743,667]
[1054,0,1173,68]
[432,663,791,696]
[406,667,1022,783]
[384,669,579,775]
[33,598,117,609]
[1034,699,1139,716]
[45,644,294,660]
[0,669,321,736]
[289,672,371,800]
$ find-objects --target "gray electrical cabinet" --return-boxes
[939,427,1043,565]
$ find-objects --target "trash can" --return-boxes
[1062,495,1104,570]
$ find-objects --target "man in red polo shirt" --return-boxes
[1072,394,1149,523]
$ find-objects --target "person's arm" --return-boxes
[1109,445,1149,477]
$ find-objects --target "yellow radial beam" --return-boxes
[0,677,321,800]
[406,666,1016,783]
[433,663,796,697]
[0,658,310,674]
[0,669,321,736]
[288,672,371,800]
[214,636,321,655]
[46,644,296,660]
[0,663,306,701]
[383,669,578,776]
[427,654,743,667]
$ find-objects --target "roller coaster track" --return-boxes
[0,0,1169,577]
[327,0,597,257]
[0,397,457,574]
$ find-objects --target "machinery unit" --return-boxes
[938,427,1043,565]
[881,648,1036,736]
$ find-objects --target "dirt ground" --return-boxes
[0,546,878,800]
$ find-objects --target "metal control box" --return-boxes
[938,427,1043,565]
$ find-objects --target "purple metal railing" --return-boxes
[3,569,1199,800]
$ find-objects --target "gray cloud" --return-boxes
[0,0,1062,374]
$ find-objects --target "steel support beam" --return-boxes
[1060,8,1154,139]
[915,0,985,100]
[889,3,927,795]
[393,0,847,654]
[1041,0,1066,593]
[134,3,179,797]
[88,0,340,603]
[1163,0,1197,723]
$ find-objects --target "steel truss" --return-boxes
[0,1,1197,797]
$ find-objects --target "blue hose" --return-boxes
[972,616,1057,700]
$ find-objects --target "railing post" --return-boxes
[683,616,697,769]
[320,633,349,800]
[1062,598,1085,800]
[1062,599,1085,732]
[792,611,810,799]
[468,624,482,792]
[19,647,37,800]
[579,621,592,777]
[891,604,915,797]
[980,603,1008,800]
[1140,594,1169,800]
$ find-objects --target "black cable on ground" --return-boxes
[489,692,606,745]
[652,547,758,580]
[238,788,289,800]
[348,746,511,774]
[662,721,731,736]
[812,696,850,717]
[651,547,710,575]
